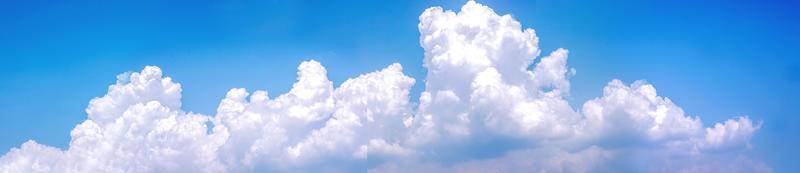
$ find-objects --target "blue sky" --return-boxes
[0,0,798,172]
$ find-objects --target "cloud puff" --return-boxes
[0,1,767,172]
[1,66,227,172]
[381,1,767,172]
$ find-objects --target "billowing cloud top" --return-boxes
[0,1,768,173]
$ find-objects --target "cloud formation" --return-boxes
[0,1,768,172]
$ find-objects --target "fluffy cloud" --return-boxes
[383,1,767,172]
[0,1,767,173]
[1,66,227,172]
[212,61,415,172]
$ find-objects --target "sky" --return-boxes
[0,0,798,172]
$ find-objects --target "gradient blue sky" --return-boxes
[1,0,798,171]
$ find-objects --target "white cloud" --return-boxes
[383,1,766,172]
[580,79,704,143]
[1,67,227,173]
[212,61,415,171]
[0,1,767,173]
[701,116,761,150]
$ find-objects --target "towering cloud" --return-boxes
[0,1,768,172]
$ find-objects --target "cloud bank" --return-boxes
[0,1,768,172]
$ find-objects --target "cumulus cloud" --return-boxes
[0,1,767,172]
[1,66,227,172]
[385,1,766,172]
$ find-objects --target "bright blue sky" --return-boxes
[1,0,798,171]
